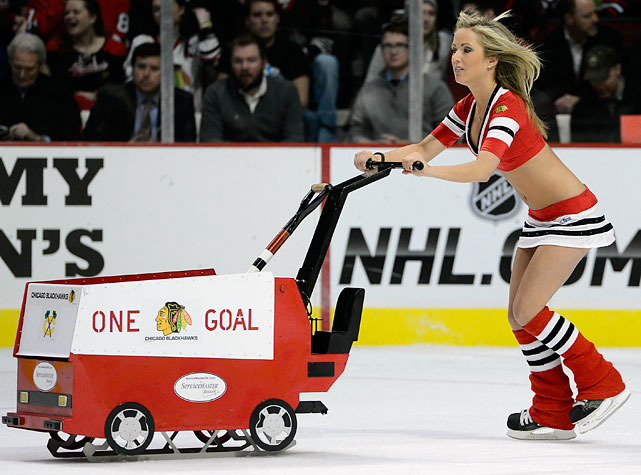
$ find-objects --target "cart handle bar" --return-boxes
[247,182,331,273]
[366,158,424,171]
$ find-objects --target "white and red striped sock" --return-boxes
[514,330,574,429]
[524,307,625,401]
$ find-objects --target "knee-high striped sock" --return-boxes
[524,307,625,401]
[514,330,574,429]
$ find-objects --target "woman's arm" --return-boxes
[354,133,446,172]
[404,150,500,183]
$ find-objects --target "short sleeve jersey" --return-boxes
[431,86,546,171]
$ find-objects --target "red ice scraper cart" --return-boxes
[2,161,407,460]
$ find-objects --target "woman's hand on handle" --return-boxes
[354,150,377,172]
[402,152,428,176]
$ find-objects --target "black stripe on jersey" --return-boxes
[523,216,606,229]
[550,323,576,352]
[540,318,565,346]
[527,353,560,367]
[447,113,465,130]
[520,223,613,238]
[467,84,501,155]
[488,125,515,137]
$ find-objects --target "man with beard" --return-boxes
[83,42,196,141]
[199,33,303,142]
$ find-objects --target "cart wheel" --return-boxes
[193,430,232,445]
[104,402,155,455]
[49,431,94,450]
[249,399,297,452]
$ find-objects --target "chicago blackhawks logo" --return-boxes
[156,302,192,336]
[43,310,57,337]
[469,171,521,221]
[494,104,508,114]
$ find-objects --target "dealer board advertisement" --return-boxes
[2,145,639,347]
[0,146,320,309]
[329,146,641,310]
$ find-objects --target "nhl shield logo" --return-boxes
[469,171,521,221]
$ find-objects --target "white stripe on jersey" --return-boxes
[486,128,515,147]
[486,116,520,147]
[443,110,465,136]
[489,116,520,134]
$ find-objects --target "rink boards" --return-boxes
[1,144,640,347]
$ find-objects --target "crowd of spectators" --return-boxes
[0,0,640,144]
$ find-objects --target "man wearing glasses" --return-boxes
[349,17,453,143]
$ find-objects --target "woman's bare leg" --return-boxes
[507,247,535,331]
[511,245,588,327]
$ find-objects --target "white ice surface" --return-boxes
[1,346,639,475]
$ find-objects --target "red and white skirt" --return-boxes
[517,187,616,249]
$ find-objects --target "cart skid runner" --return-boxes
[45,429,297,462]
[3,166,395,461]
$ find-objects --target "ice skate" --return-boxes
[570,389,631,434]
[506,409,576,441]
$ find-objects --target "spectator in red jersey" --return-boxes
[47,0,126,110]
[14,0,130,46]
[13,0,66,46]
[123,0,221,111]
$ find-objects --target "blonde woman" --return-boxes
[354,10,629,441]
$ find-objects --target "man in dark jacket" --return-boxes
[199,34,303,142]
[83,43,196,142]
[536,0,623,115]
[571,44,641,142]
[0,32,80,141]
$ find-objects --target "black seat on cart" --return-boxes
[311,287,364,354]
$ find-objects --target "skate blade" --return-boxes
[507,427,576,441]
[575,389,631,434]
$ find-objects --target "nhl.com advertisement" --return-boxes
[329,147,640,311]
[1,145,639,338]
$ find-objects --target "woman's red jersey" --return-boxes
[431,86,546,171]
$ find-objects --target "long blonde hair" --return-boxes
[455,10,547,137]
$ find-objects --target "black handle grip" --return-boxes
[365,158,424,171]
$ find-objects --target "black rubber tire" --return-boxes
[248,399,297,452]
[104,402,155,455]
